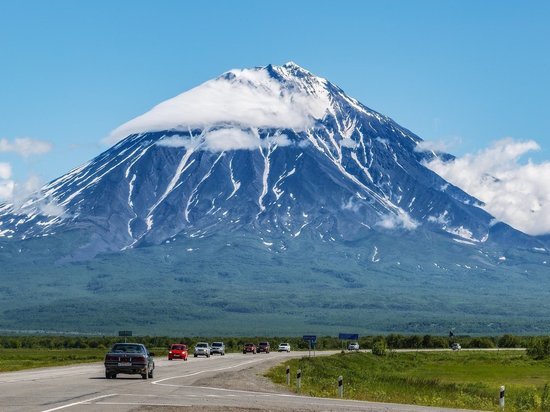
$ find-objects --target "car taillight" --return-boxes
[133,356,146,363]
[105,355,118,362]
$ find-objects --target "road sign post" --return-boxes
[338,375,343,398]
[302,335,317,357]
[297,369,301,392]
[286,366,290,385]
[118,330,132,343]
[499,386,505,409]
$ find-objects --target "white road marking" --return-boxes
[40,394,117,412]
[97,402,192,407]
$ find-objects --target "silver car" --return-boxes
[210,341,225,355]
[194,342,210,357]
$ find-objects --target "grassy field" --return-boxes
[0,348,106,372]
[266,350,550,411]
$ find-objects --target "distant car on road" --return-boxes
[348,342,360,351]
[194,342,211,357]
[258,341,270,353]
[243,343,257,354]
[104,342,155,379]
[278,343,291,352]
[168,343,188,361]
[210,341,225,356]
[451,343,461,351]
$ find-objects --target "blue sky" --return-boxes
[1,0,549,187]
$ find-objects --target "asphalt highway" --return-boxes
[0,351,483,412]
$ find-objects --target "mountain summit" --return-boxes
[0,63,539,256]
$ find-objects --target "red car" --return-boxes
[168,343,188,360]
[243,343,257,354]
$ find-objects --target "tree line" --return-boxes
[0,333,544,353]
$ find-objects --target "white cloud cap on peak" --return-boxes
[106,63,331,145]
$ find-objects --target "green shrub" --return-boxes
[527,337,550,360]
[372,340,387,356]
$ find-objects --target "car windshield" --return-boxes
[196,343,208,348]
[245,343,253,346]
[111,344,144,353]
[280,343,288,346]
[212,342,223,347]
[259,342,268,345]
[171,345,186,350]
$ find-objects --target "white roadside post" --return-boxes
[338,375,344,398]
[499,386,505,409]
[286,366,290,386]
[297,369,302,392]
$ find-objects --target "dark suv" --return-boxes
[258,341,270,353]
[104,343,155,379]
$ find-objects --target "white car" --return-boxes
[451,343,461,351]
[348,342,360,351]
[278,343,291,352]
[194,342,210,357]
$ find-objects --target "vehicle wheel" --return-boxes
[194,354,197,357]
[105,371,110,379]
[142,367,148,379]
[207,354,210,358]
[148,368,154,379]
[184,357,188,361]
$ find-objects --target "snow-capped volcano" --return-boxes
[0,62,539,255]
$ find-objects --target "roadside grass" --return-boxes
[266,350,550,411]
[0,348,106,372]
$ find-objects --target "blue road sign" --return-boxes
[303,335,317,343]
[338,333,359,340]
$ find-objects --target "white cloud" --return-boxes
[157,129,292,153]
[106,65,330,145]
[156,135,199,150]
[340,138,357,148]
[0,137,53,157]
[204,128,260,152]
[0,180,15,199]
[376,210,419,230]
[0,162,12,180]
[414,138,459,153]
[0,163,14,200]
[424,138,550,235]
[0,174,64,217]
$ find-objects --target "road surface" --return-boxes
[0,351,483,411]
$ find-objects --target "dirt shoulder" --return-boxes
[192,355,293,394]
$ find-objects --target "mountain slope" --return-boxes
[0,63,538,257]
[0,62,548,335]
